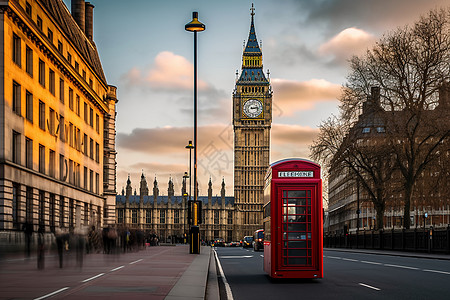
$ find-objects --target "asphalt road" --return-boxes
[214,247,450,300]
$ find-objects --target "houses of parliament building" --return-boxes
[116,5,273,243]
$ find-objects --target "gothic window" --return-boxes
[228,211,233,224]
[118,209,124,224]
[146,209,151,224]
[174,210,179,224]
[132,209,137,224]
[160,210,166,224]
[214,210,219,225]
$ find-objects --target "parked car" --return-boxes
[242,236,254,248]
[253,229,264,251]
[212,238,225,247]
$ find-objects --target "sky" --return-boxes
[62,0,448,197]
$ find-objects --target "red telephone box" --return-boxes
[263,158,323,279]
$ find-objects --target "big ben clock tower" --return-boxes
[233,4,272,240]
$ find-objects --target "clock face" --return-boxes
[243,99,263,118]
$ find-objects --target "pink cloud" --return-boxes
[121,51,208,91]
[319,27,376,63]
[272,78,341,116]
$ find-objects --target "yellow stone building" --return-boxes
[0,0,117,240]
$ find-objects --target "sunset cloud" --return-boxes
[121,51,208,91]
[272,78,341,116]
[319,28,376,64]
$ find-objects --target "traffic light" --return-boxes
[188,200,194,225]
[197,200,202,224]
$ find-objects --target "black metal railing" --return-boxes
[324,226,450,254]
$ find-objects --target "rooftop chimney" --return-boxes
[72,0,85,33]
[438,82,450,109]
[85,2,94,40]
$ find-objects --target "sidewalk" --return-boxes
[325,247,450,260]
[0,245,218,300]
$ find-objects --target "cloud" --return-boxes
[271,124,319,161]
[120,51,208,91]
[298,0,448,33]
[271,78,341,116]
[319,28,376,64]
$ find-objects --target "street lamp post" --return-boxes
[185,12,205,254]
[183,172,189,244]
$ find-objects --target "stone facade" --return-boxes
[115,174,235,243]
[0,0,117,241]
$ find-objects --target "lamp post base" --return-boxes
[189,226,200,254]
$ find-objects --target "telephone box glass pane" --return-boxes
[281,188,313,267]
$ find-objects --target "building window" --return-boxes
[49,193,56,230]
[49,149,55,178]
[76,128,81,151]
[38,59,45,86]
[84,167,88,189]
[362,127,371,133]
[25,2,32,16]
[25,137,33,169]
[49,69,55,95]
[174,210,179,224]
[26,91,33,122]
[68,159,74,184]
[39,100,45,130]
[57,40,63,53]
[67,52,72,64]
[39,144,45,173]
[95,142,99,163]
[89,78,93,88]
[160,210,166,224]
[377,127,386,133]
[12,131,20,164]
[47,29,53,43]
[214,210,219,225]
[26,187,33,224]
[95,173,99,194]
[84,203,89,226]
[82,70,86,80]
[12,81,21,115]
[84,102,88,122]
[26,46,33,76]
[12,183,20,229]
[59,115,65,142]
[228,211,233,224]
[96,114,99,133]
[90,138,94,159]
[90,170,93,192]
[89,107,93,127]
[49,108,56,135]
[60,154,66,181]
[59,79,64,103]
[69,88,73,110]
[76,95,80,116]
[13,33,21,66]
[75,61,79,72]
[36,15,42,30]
[146,209,151,224]
[59,196,65,227]
[83,134,88,155]
[132,209,137,224]
[68,122,73,147]
[39,190,45,228]
[69,199,74,228]
[118,209,124,224]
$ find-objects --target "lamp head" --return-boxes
[185,12,205,32]
[185,140,194,149]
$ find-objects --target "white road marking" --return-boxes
[129,259,143,264]
[361,260,383,265]
[214,250,234,300]
[359,283,381,291]
[221,255,253,259]
[342,258,359,262]
[384,264,419,270]
[81,273,105,283]
[260,255,264,258]
[327,256,343,259]
[34,287,69,300]
[110,266,124,272]
[423,269,450,275]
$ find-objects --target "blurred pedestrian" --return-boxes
[37,226,45,270]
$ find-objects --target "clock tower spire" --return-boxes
[233,4,272,241]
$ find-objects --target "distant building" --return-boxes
[327,85,450,233]
[116,174,235,243]
[0,0,117,239]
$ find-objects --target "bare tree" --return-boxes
[338,8,450,229]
